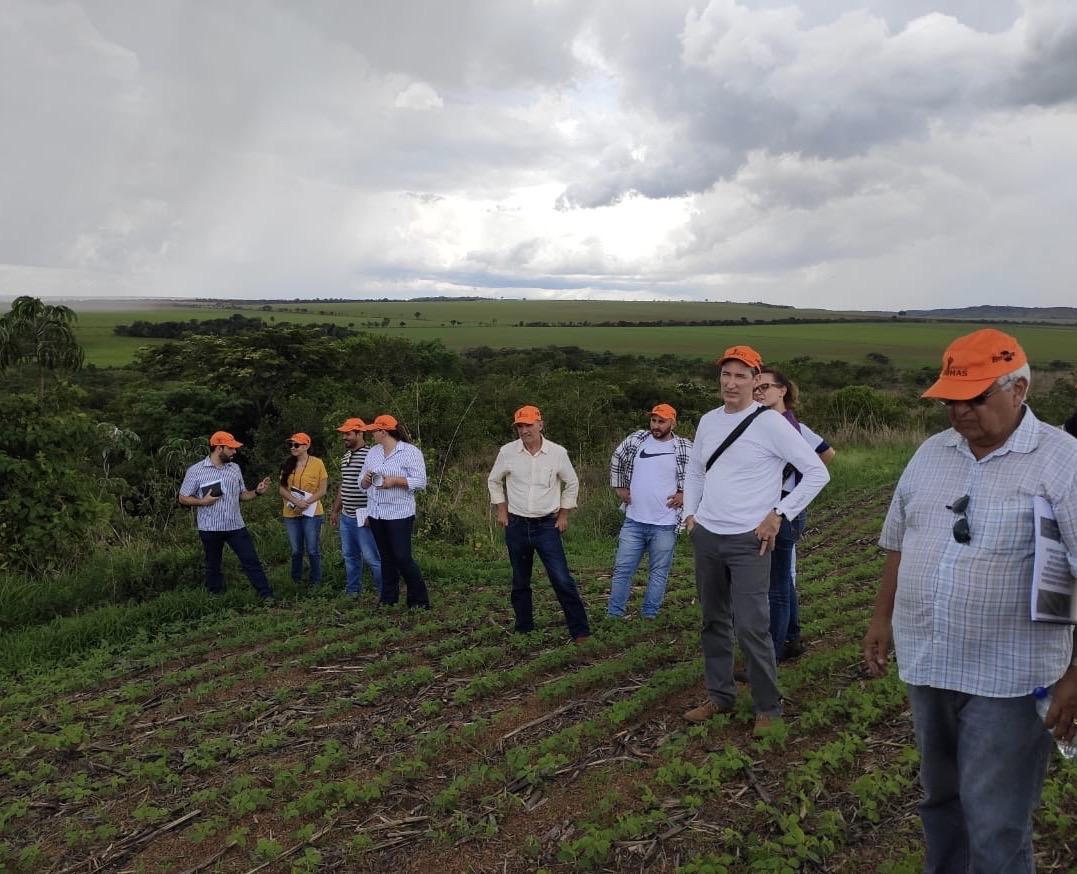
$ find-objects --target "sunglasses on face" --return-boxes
[947,494,971,544]
[939,386,1001,409]
[286,442,306,449]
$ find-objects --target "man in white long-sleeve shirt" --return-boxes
[682,345,830,733]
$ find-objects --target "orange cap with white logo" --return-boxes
[921,329,1027,400]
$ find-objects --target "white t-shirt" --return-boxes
[626,435,679,526]
[782,421,826,493]
[683,404,830,535]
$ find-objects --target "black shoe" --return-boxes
[781,640,807,661]
[734,670,749,684]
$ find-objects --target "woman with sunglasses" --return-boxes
[277,433,328,589]
[359,415,431,609]
[753,371,836,662]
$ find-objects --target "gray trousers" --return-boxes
[691,524,782,717]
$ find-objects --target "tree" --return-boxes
[0,295,85,400]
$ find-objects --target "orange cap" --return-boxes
[288,432,311,446]
[650,403,677,421]
[513,405,542,424]
[209,431,243,449]
[365,414,398,431]
[336,417,367,433]
[922,329,1028,400]
[717,345,764,371]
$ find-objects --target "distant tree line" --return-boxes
[4,301,1075,577]
[113,313,358,340]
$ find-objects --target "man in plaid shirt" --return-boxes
[607,404,692,619]
[863,328,1077,873]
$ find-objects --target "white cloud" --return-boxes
[1,0,1075,308]
[394,82,444,110]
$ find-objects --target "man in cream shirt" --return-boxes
[488,405,591,643]
[682,346,830,734]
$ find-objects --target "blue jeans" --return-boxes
[607,519,677,618]
[368,516,429,608]
[283,515,323,585]
[505,514,590,639]
[907,685,1053,873]
[339,514,383,597]
[198,528,273,599]
[767,514,804,661]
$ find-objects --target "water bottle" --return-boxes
[1032,687,1077,759]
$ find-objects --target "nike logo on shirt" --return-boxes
[639,449,674,458]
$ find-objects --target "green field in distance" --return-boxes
[68,300,1077,369]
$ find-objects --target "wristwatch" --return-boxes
[773,507,787,521]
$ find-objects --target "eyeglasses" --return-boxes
[947,494,971,544]
[753,383,775,393]
[939,386,1001,409]
[286,442,306,449]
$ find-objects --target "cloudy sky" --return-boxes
[3,0,1076,309]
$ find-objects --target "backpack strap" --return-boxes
[705,407,767,472]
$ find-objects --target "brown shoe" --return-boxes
[683,700,734,723]
[573,635,590,645]
[753,715,784,736]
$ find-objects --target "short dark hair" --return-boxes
[1064,411,1077,439]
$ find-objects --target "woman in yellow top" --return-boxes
[277,433,328,588]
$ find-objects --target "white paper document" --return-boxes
[1030,496,1077,624]
[288,487,318,518]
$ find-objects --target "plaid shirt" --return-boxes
[610,430,693,523]
[880,406,1077,697]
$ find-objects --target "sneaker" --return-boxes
[753,715,784,736]
[683,700,735,723]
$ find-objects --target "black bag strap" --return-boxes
[705,407,767,472]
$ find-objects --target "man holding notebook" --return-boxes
[179,430,275,602]
[682,346,829,733]
[863,329,1077,872]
